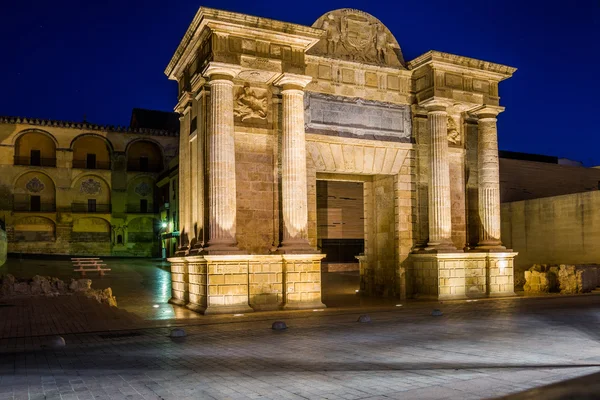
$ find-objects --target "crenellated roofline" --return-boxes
[0,116,179,137]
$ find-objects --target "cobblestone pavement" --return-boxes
[0,294,600,400]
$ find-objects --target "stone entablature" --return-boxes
[166,6,518,310]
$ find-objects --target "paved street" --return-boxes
[2,257,600,399]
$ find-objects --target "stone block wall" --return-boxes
[410,252,516,299]
[235,131,277,254]
[501,191,600,286]
[168,254,324,314]
[248,258,283,310]
[283,255,324,309]
[169,259,188,306]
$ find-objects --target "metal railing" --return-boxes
[13,202,56,212]
[14,156,56,167]
[71,203,112,213]
[72,160,111,170]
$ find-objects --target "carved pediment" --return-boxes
[308,9,405,68]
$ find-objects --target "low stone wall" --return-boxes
[523,264,600,294]
[0,274,117,306]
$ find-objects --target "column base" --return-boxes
[175,246,189,257]
[423,239,458,252]
[203,242,245,255]
[276,239,318,254]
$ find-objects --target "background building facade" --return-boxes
[0,111,178,257]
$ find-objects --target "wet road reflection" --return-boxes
[0,257,201,320]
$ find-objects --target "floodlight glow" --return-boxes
[161,222,168,228]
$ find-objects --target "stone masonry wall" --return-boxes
[501,191,600,287]
[235,131,277,254]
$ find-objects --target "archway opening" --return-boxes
[317,179,364,307]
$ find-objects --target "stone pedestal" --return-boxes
[167,257,188,306]
[409,252,517,300]
[168,253,325,314]
[282,254,326,310]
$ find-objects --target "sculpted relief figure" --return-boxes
[234,84,267,122]
[322,14,341,54]
[311,9,404,67]
[374,24,389,63]
[447,116,460,144]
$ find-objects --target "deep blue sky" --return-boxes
[2,1,599,164]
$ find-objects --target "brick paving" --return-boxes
[0,295,599,399]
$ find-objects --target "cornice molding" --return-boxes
[408,50,517,81]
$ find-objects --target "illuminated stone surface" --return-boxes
[165,7,518,306]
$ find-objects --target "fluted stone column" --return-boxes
[475,109,505,249]
[425,104,455,250]
[203,63,242,254]
[274,73,315,253]
[176,106,191,254]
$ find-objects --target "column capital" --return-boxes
[273,73,313,90]
[469,105,505,120]
[202,62,242,81]
[174,91,193,114]
[420,98,453,113]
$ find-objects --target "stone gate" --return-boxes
[165,7,517,314]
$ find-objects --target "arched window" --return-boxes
[14,131,57,167]
[72,135,112,169]
[126,141,163,172]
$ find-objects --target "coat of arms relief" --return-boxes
[310,9,405,67]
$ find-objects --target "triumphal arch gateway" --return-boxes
[165,7,517,314]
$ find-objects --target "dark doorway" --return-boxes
[30,195,41,211]
[30,150,41,166]
[88,199,97,212]
[139,156,149,172]
[140,199,148,213]
[86,153,96,169]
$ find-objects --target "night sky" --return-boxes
[2,1,599,164]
